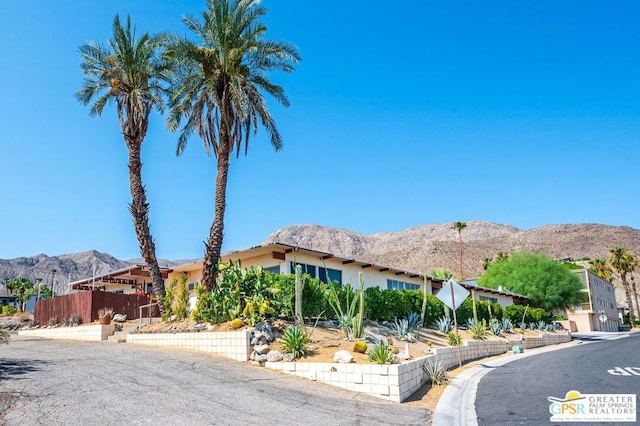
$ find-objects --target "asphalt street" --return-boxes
[0,336,431,426]
[475,333,639,426]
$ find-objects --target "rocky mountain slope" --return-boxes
[0,250,188,288]
[264,221,640,303]
[2,221,638,304]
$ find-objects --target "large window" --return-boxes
[478,295,498,304]
[386,279,420,291]
[290,262,342,285]
[264,265,280,275]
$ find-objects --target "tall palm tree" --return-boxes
[165,0,300,290]
[452,221,467,281]
[50,269,57,296]
[624,252,638,321]
[76,15,167,312]
[609,247,635,321]
[589,258,614,283]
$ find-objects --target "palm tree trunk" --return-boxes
[201,144,231,291]
[630,275,639,322]
[127,140,166,316]
[620,274,635,322]
[458,231,463,281]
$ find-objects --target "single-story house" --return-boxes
[169,243,528,306]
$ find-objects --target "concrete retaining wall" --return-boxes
[126,329,253,362]
[18,324,115,341]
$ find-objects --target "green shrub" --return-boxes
[190,284,209,322]
[353,341,368,354]
[365,288,441,322]
[2,305,17,316]
[456,298,502,324]
[163,277,177,320]
[174,273,190,321]
[368,341,394,364]
[280,325,309,359]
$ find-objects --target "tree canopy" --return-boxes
[478,252,585,310]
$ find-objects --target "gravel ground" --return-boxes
[0,336,432,426]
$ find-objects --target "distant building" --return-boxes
[565,269,621,332]
[0,287,18,307]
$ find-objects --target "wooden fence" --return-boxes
[34,292,160,326]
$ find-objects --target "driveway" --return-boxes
[0,336,431,426]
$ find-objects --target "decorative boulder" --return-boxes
[112,314,127,322]
[283,353,295,362]
[255,354,268,363]
[266,350,284,362]
[394,351,412,361]
[254,344,271,355]
[333,350,354,364]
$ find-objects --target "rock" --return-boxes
[168,315,178,322]
[333,350,354,364]
[283,353,295,362]
[316,320,338,329]
[365,333,385,345]
[255,322,265,331]
[249,351,256,361]
[255,354,268,363]
[192,323,206,330]
[261,325,275,342]
[112,313,127,322]
[254,344,270,355]
[266,350,283,362]
[395,352,412,361]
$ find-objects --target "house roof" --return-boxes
[172,242,446,283]
[458,279,528,300]
[70,264,172,290]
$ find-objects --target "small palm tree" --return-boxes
[165,0,300,290]
[589,258,614,283]
[452,221,467,280]
[609,247,635,321]
[76,15,167,312]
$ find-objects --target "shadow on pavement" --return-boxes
[0,359,50,382]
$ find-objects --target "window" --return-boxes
[291,262,317,278]
[115,289,124,294]
[386,279,420,291]
[319,267,342,285]
[478,295,498,304]
[188,283,196,291]
[264,265,280,275]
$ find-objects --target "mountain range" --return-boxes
[2,221,639,302]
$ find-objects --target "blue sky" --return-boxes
[1,1,638,261]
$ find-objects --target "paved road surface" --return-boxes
[475,333,639,425]
[0,336,431,426]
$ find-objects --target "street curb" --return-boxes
[432,333,630,426]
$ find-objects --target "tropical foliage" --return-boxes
[478,252,585,310]
[164,0,300,291]
[76,14,167,313]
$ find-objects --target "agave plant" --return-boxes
[447,331,463,346]
[537,321,547,330]
[280,325,309,359]
[470,320,488,341]
[501,318,513,332]
[466,318,477,329]
[394,318,417,342]
[368,341,394,365]
[519,321,527,330]
[491,321,503,336]
[529,322,537,331]
[422,356,448,386]
[407,312,421,332]
[436,316,453,333]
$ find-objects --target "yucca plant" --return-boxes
[447,331,462,346]
[280,325,309,359]
[470,320,487,341]
[368,341,394,365]
[436,316,453,333]
[422,356,448,386]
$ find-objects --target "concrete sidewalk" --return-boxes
[432,331,632,426]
